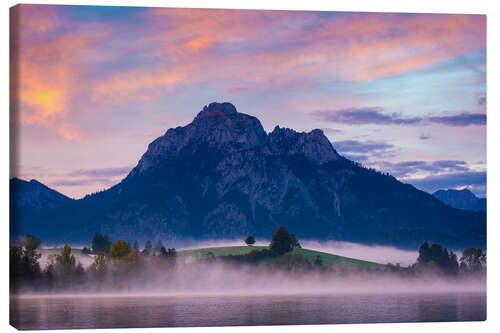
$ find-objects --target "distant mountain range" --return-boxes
[9,178,73,236]
[433,189,486,212]
[10,102,486,249]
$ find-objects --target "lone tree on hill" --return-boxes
[245,235,256,246]
[270,226,296,256]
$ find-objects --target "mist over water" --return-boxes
[20,258,486,297]
[12,240,486,329]
[300,240,420,266]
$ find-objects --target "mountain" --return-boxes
[10,178,72,210]
[10,178,73,237]
[10,102,486,249]
[433,189,486,212]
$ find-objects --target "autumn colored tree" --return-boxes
[89,252,107,281]
[55,245,76,276]
[110,240,130,259]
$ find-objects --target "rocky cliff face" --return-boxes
[128,102,268,177]
[433,189,486,212]
[11,103,486,249]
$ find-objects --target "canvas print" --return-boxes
[9,4,487,330]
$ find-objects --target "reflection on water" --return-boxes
[10,292,486,330]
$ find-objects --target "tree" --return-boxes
[133,240,139,251]
[460,247,486,272]
[89,252,107,281]
[270,226,294,256]
[52,245,81,285]
[205,251,216,262]
[291,234,301,249]
[110,240,130,259]
[23,235,42,267]
[415,242,458,274]
[275,253,312,272]
[55,245,76,276]
[157,247,177,268]
[314,255,324,268]
[92,233,111,253]
[245,235,256,246]
[154,240,164,254]
[81,247,91,255]
[143,240,153,255]
[10,235,42,285]
[121,250,141,272]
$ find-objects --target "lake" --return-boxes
[10,292,486,330]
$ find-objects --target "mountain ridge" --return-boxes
[433,188,486,212]
[10,102,486,249]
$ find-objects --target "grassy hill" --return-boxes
[178,246,383,269]
[41,245,384,270]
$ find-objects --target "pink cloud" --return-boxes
[12,6,486,140]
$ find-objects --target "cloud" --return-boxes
[42,166,132,195]
[363,158,486,196]
[49,178,117,188]
[67,166,132,178]
[334,140,398,161]
[334,140,394,154]
[406,171,486,194]
[313,107,422,125]
[368,160,471,178]
[342,154,369,162]
[477,95,486,106]
[12,6,486,141]
[11,5,114,140]
[428,113,486,126]
[321,128,343,135]
[314,107,485,127]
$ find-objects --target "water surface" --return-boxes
[10,292,486,330]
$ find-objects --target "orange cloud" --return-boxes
[12,6,486,139]
[11,5,113,140]
[100,10,485,103]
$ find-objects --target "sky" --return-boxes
[10,5,486,199]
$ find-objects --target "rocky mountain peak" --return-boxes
[129,102,267,177]
[268,126,339,164]
[433,188,486,212]
[193,102,238,122]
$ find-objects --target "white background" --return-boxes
[2,0,498,332]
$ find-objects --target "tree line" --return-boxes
[10,227,486,292]
[10,234,177,292]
